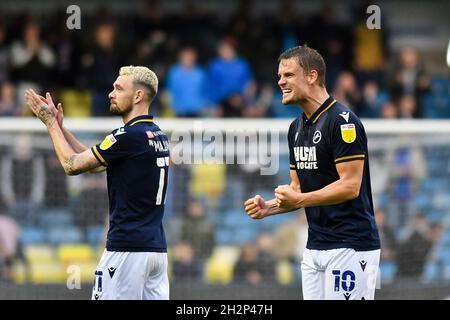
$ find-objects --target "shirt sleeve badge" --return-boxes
[99,134,117,150]
[340,123,356,143]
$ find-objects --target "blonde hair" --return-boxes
[119,66,158,101]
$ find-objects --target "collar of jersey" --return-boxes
[125,115,154,126]
[302,96,336,125]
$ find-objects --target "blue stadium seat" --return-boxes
[215,209,260,245]
[436,245,450,263]
[413,193,432,212]
[430,76,450,96]
[423,261,440,282]
[86,225,106,246]
[38,209,73,228]
[216,227,234,245]
[20,226,46,245]
[423,95,450,119]
[272,93,299,118]
[439,230,450,246]
[379,261,397,284]
[47,226,83,245]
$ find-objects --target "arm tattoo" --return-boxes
[38,105,54,126]
[64,154,77,174]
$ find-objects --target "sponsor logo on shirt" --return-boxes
[293,146,318,170]
[339,111,350,122]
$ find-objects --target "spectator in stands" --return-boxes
[359,81,389,118]
[255,233,277,283]
[0,21,10,84]
[0,213,21,282]
[51,13,82,89]
[73,174,108,232]
[308,5,353,90]
[207,38,254,115]
[166,47,207,117]
[43,150,68,209]
[375,209,397,262]
[171,240,203,282]
[386,144,427,227]
[396,213,431,279]
[221,92,247,117]
[398,95,417,119]
[0,134,45,225]
[246,83,276,117]
[351,1,388,86]
[380,101,398,119]
[0,82,20,116]
[10,21,55,113]
[180,198,215,261]
[233,244,263,285]
[272,212,308,264]
[387,47,430,118]
[332,71,363,114]
[81,22,121,116]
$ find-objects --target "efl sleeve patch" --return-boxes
[99,134,117,150]
[340,123,356,143]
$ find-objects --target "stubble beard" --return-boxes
[110,101,132,115]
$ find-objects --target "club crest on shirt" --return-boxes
[313,130,322,144]
[100,134,117,150]
[340,123,356,143]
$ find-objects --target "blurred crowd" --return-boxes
[0,1,441,120]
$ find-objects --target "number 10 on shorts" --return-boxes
[332,270,355,292]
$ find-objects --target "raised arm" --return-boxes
[26,89,104,176]
[37,92,106,174]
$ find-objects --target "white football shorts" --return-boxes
[301,247,380,300]
[92,250,169,300]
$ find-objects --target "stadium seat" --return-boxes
[189,164,226,198]
[24,245,66,284]
[275,260,294,285]
[29,262,66,284]
[20,226,46,245]
[38,209,73,228]
[436,245,450,263]
[47,226,83,245]
[205,246,240,284]
[86,225,106,247]
[25,245,55,265]
[57,244,95,265]
[11,263,28,284]
[216,210,258,245]
[379,261,397,284]
[430,76,450,95]
[423,261,440,283]
[443,265,450,280]
[60,89,92,118]
[439,230,450,245]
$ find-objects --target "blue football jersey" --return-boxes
[92,115,170,252]
[288,97,380,251]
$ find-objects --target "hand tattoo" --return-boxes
[38,104,55,126]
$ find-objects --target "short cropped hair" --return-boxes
[119,66,158,101]
[278,45,326,87]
